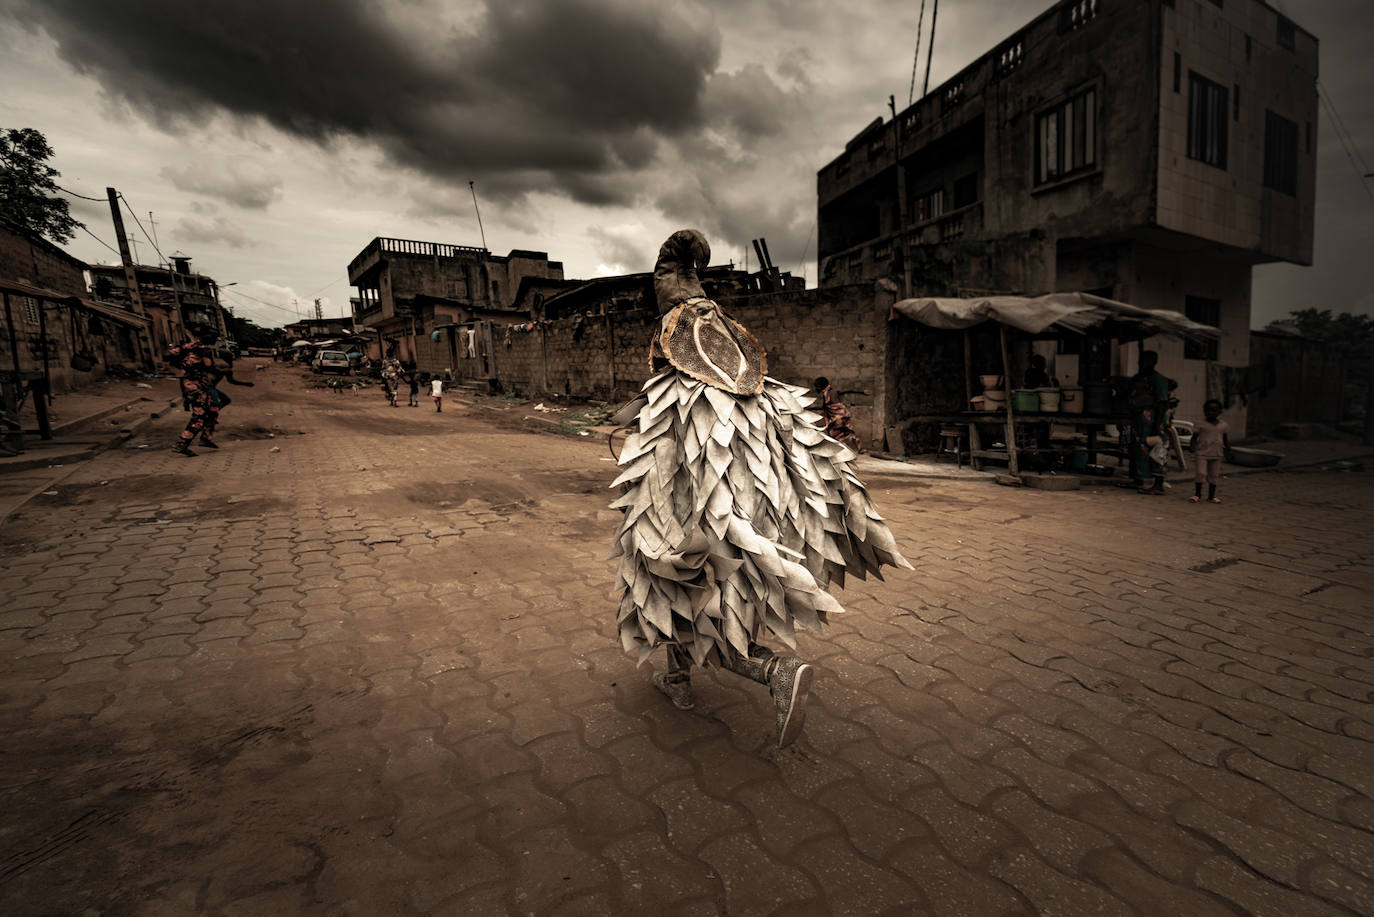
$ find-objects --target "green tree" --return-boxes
[0,127,82,244]
[226,313,282,349]
[1269,309,1374,353]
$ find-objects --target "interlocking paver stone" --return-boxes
[1,363,1370,914]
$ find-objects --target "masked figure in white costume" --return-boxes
[609,229,912,747]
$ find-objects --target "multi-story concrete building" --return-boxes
[817,0,1317,431]
[88,254,229,355]
[282,317,357,342]
[346,237,564,363]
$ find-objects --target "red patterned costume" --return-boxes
[168,336,219,455]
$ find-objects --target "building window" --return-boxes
[1263,110,1299,195]
[953,172,979,209]
[1173,53,1181,93]
[1184,296,1220,361]
[1187,73,1228,169]
[1277,16,1296,50]
[21,297,41,326]
[1035,87,1097,185]
[913,187,945,223]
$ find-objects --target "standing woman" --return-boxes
[168,324,219,457]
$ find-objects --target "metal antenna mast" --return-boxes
[469,181,488,250]
[922,0,940,97]
[907,0,928,105]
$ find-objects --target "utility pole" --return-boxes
[107,187,155,364]
[314,297,323,322]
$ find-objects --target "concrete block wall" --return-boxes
[478,283,887,444]
[0,228,87,297]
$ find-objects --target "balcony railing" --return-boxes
[348,236,488,277]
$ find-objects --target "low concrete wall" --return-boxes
[464,283,889,446]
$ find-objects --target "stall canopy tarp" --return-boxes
[891,292,1220,341]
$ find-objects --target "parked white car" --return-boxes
[312,350,352,375]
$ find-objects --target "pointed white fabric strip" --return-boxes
[611,371,913,666]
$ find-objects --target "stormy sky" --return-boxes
[0,0,1369,329]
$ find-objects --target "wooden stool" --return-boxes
[938,425,966,468]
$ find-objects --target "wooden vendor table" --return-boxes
[904,410,1130,472]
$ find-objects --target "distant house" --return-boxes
[283,317,357,341]
[346,236,564,363]
[817,0,1318,433]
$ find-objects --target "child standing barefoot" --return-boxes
[1190,399,1231,504]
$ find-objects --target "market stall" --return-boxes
[887,292,1220,474]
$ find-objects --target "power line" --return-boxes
[117,193,170,266]
[221,285,301,317]
[76,223,122,258]
[302,276,345,301]
[1317,80,1370,175]
[1316,83,1374,205]
[55,183,106,202]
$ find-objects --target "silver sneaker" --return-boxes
[770,658,813,747]
[652,671,695,710]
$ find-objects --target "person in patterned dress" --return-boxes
[168,325,220,456]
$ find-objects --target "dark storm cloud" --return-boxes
[161,163,283,210]
[11,0,722,205]
[175,214,254,249]
[586,224,652,270]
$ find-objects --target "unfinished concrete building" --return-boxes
[346,237,564,365]
[817,0,1317,432]
[88,254,228,356]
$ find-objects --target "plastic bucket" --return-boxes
[1038,389,1062,412]
[983,388,1007,402]
[1011,390,1040,412]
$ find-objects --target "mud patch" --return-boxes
[1191,556,1242,573]
[33,475,195,507]
[229,426,306,441]
[530,468,616,495]
[395,478,538,509]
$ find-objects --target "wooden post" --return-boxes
[37,300,51,397]
[964,329,982,469]
[1000,324,1019,475]
[3,291,21,380]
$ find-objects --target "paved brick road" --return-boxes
[1,363,1371,915]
